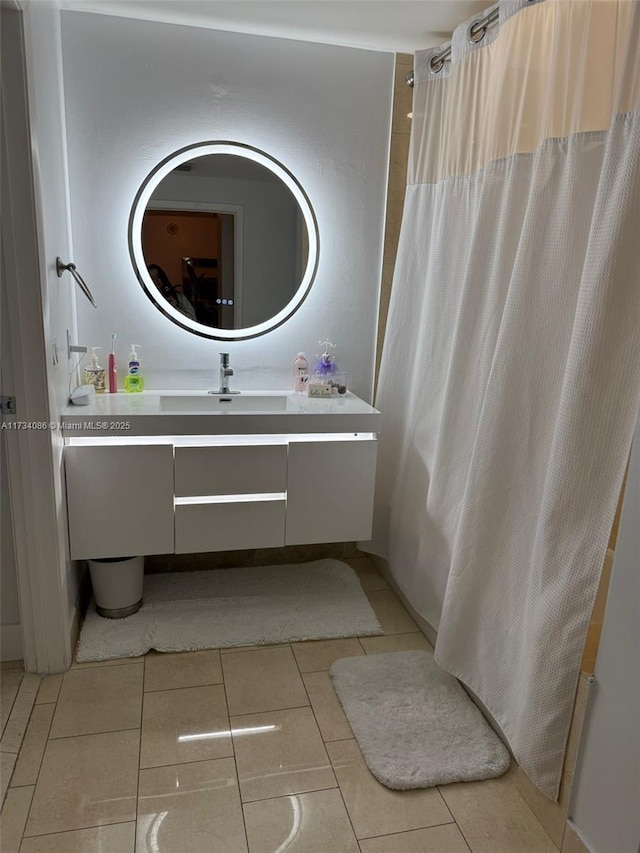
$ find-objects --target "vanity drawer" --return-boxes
[174,444,287,497]
[175,498,286,553]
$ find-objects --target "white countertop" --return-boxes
[61,390,381,437]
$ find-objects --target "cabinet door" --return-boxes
[65,445,174,559]
[285,438,377,545]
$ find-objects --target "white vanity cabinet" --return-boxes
[62,391,381,561]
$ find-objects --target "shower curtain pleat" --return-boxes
[370,0,640,797]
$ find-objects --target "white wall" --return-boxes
[569,406,640,853]
[61,11,394,399]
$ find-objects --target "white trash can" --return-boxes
[88,556,144,618]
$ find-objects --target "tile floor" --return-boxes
[1,558,581,852]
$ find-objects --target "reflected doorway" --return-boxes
[142,203,241,328]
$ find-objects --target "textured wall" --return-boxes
[61,12,394,400]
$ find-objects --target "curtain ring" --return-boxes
[429,54,445,75]
[467,21,487,44]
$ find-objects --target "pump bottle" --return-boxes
[124,345,144,393]
[293,352,308,393]
[83,347,106,393]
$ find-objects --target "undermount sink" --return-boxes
[159,393,298,413]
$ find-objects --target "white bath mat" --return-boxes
[330,650,511,789]
[76,559,382,662]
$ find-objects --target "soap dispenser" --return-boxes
[83,347,106,393]
[124,345,144,393]
[292,352,308,393]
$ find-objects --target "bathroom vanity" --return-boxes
[61,139,382,563]
[61,391,380,560]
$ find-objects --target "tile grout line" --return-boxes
[228,702,312,722]
[356,818,462,842]
[134,655,146,853]
[241,783,342,807]
[47,727,142,742]
[511,781,562,851]
[219,644,290,656]
[10,700,56,792]
[1,675,42,757]
[219,657,251,853]
[136,754,238,773]
[295,654,356,844]
[142,679,224,694]
[0,670,24,742]
[433,802,474,853]
[429,783,455,827]
[559,818,568,852]
[17,672,64,844]
[322,735,358,744]
[1,680,42,817]
[20,819,137,842]
[70,661,145,670]
[0,783,35,848]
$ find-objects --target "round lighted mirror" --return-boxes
[129,142,319,340]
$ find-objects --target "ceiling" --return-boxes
[59,1,490,53]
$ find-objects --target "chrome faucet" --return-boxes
[212,352,239,395]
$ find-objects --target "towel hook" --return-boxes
[56,257,98,308]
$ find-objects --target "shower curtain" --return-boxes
[371,0,640,798]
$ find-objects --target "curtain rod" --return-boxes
[406,2,532,85]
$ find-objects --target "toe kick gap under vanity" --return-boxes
[61,391,381,560]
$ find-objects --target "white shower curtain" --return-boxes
[371,0,640,798]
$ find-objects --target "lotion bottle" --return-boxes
[293,352,308,393]
[83,347,106,393]
[124,345,144,393]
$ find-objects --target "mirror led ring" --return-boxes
[128,141,320,341]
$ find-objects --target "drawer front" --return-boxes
[174,444,287,497]
[175,499,286,553]
[65,444,174,559]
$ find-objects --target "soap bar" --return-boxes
[309,383,332,398]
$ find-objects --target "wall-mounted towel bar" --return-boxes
[56,257,97,308]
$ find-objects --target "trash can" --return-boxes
[88,556,144,618]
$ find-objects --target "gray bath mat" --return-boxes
[76,559,382,662]
[330,650,511,789]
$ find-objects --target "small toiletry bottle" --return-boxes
[124,345,144,393]
[293,352,308,393]
[83,347,106,393]
[108,334,117,393]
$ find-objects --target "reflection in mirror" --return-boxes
[139,153,311,331]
